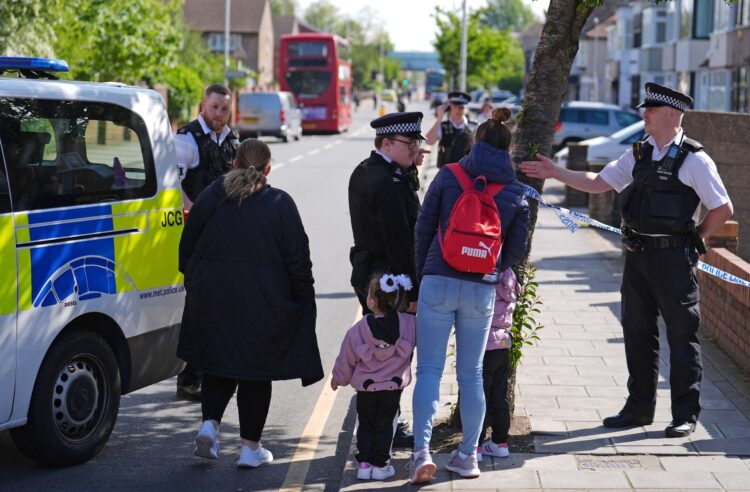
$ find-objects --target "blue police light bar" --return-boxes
[0,57,69,72]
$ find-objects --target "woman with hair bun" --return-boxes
[407,106,530,483]
[177,138,324,468]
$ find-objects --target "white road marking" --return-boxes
[289,155,303,162]
[278,306,362,491]
[308,149,320,156]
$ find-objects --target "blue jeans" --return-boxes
[412,275,495,456]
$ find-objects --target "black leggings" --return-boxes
[481,349,511,444]
[201,373,272,442]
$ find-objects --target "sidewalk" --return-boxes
[341,177,750,490]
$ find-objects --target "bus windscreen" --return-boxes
[285,70,331,99]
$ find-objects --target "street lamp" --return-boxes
[224,0,231,87]
[459,0,468,92]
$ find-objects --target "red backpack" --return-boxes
[438,164,505,274]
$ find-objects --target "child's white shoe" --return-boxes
[480,440,509,458]
[193,421,219,460]
[371,464,395,480]
[237,444,273,468]
[356,462,372,480]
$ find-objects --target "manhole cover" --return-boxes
[576,456,645,470]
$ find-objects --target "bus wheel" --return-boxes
[11,331,121,466]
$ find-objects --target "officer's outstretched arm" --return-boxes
[520,154,613,194]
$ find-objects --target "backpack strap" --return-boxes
[445,163,506,196]
[445,163,471,191]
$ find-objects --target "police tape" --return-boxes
[522,184,750,288]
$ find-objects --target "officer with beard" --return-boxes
[173,84,239,400]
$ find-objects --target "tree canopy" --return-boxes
[477,0,537,32]
[433,6,524,93]
[0,0,226,125]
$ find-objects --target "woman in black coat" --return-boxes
[177,139,324,468]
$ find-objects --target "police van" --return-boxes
[0,57,186,465]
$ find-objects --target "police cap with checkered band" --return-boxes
[370,111,425,140]
[448,91,471,105]
[637,82,693,112]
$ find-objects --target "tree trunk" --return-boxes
[512,0,595,259]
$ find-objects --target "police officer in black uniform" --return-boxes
[349,112,427,447]
[173,84,239,400]
[520,83,733,438]
[424,91,475,168]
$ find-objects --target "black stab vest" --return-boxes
[177,119,239,201]
[437,120,473,167]
[620,135,702,235]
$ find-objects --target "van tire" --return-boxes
[10,331,121,466]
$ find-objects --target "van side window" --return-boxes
[0,97,156,212]
[0,160,10,214]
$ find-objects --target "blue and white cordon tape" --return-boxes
[522,184,750,288]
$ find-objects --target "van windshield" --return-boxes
[0,97,155,212]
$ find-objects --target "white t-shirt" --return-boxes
[598,129,731,211]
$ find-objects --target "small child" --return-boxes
[331,273,416,481]
[478,267,519,461]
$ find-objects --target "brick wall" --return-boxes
[698,247,750,373]
[683,111,750,261]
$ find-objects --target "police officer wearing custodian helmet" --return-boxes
[520,83,733,438]
[424,91,476,168]
[173,83,240,400]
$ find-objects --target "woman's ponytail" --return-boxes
[475,107,513,150]
[223,138,271,204]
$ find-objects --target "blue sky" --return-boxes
[296,0,549,51]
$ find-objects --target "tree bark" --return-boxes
[512,0,595,260]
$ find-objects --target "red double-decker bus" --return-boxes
[279,33,352,133]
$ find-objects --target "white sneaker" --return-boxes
[356,462,372,480]
[445,449,480,478]
[237,444,274,468]
[480,440,510,458]
[406,450,436,484]
[371,464,395,480]
[193,421,219,460]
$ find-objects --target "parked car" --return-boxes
[381,89,397,102]
[553,101,641,152]
[553,120,645,168]
[235,91,302,142]
[468,89,516,114]
[0,56,186,465]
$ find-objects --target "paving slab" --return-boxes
[538,469,630,488]
[659,455,750,472]
[626,470,722,489]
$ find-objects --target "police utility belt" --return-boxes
[622,226,706,254]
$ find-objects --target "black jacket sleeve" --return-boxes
[372,177,418,301]
[277,191,316,304]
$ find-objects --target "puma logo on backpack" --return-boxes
[438,164,505,274]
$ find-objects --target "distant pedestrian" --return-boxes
[354,91,361,111]
[331,273,417,481]
[476,98,494,124]
[408,108,530,484]
[477,267,519,462]
[424,91,476,168]
[521,82,733,438]
[173,84,240,401]
[178,138,324,467]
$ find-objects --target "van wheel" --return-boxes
[10,331,121,466]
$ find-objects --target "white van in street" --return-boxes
[0,57,186,465]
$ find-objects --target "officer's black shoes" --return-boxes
[602,411,653,428]
[177,384,202,401]
[392,420,414,448]
[665,420,696,438]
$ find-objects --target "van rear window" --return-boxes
[0,97,156,212]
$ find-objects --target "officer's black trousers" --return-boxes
[356,390,402,467]
[620,247,702,424]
